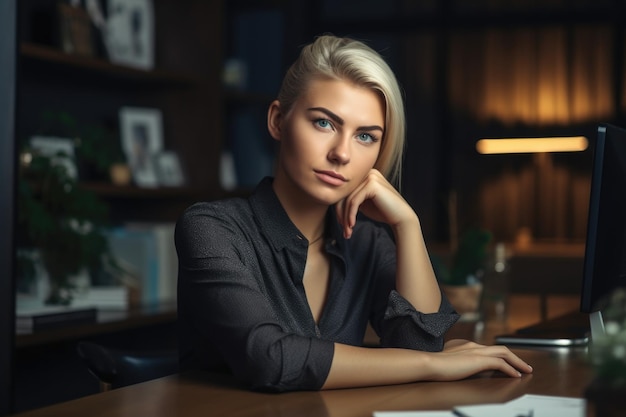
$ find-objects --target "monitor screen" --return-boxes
[581,124,626,314]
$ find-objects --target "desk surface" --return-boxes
[13,346,594,417]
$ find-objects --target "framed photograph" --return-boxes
[30,136,78,180]
[119,107,163,188]
[104,0,155,69]
[155,151,185,187]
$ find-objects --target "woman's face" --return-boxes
[269,78,385,206]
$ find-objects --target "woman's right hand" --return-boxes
[425,340,533,381]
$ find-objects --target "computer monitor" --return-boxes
[495,124,626,347]
[580,123,626,341]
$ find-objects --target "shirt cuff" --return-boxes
[383,289,460,339]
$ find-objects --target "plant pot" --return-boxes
[45,279,73,306]
[442,282,483,321]
[585,378,626,417]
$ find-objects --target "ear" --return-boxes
[267,100,282,141]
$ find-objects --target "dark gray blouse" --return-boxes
[175,177,459,392]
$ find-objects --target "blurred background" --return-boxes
[6,0,626,413]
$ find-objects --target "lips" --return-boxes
[314,170,347,186]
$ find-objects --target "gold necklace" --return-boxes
[308,234,324,246]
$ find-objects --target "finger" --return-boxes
[334,199,352,239]
[335,199,345,228]
[501,352,533,374]
[488,357,524,378]
[481,346,533,374]
[345,186,367,229]
[341,181,370,237]
[459,355,523,379]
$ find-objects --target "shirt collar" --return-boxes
[249,177,345,252]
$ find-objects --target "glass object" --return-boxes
[481,242,510,326]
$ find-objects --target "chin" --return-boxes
[307,184,349,206]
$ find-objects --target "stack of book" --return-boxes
[16,305,97,333]
[106,222,177,306]
[72,286,129,309]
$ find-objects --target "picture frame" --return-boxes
[104,0,155,69]
[119,107,163,188]
[154,151,185,187]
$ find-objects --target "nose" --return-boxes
[328,135,351,165]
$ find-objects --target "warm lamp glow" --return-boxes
[476,136,588,154]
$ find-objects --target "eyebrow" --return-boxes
[308,107,384,133]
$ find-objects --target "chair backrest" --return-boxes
[76,341,178,391]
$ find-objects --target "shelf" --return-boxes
[314,7,617,35]
[224,89,275,106]
[15,302,177,348]
[82,182,214,200]
[83,182,254,200]
[19,42,200,88]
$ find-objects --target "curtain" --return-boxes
[449,25,613,127]
[444,25,613,241]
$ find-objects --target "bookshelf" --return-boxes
[12,0,224,412]
[17,0,224,217]
[20,42,198,87]
[15,302,177,349]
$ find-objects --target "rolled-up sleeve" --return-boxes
[380,290,459,351]
[364,224,460,352]
[176,203,334,392]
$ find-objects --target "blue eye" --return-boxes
[357,133,378,143]
[315,119,332,129]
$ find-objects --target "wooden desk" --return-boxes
[12,346,594,417]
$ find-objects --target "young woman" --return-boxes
[175,35,532,392]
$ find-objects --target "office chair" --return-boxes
[76,340,179,391]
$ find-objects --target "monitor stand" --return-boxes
[589,310,606,341]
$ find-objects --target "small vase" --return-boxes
[110,163,131,186]
[442,282,483,321]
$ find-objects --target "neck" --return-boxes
[272,177,328,242]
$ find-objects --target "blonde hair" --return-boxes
[277,35,406,186]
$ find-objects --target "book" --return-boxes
[124,222,178,303]
[107,226,159,305]
[72,286,129,309]
[16,306,97,333]
[106,223,177,306]
[150,223,177,303]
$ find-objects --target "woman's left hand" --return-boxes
[335,169,417,239]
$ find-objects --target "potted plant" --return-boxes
[16,144,118,305]
[39,110,128,183]
[585,288,626,416]
[431,228,492,318]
